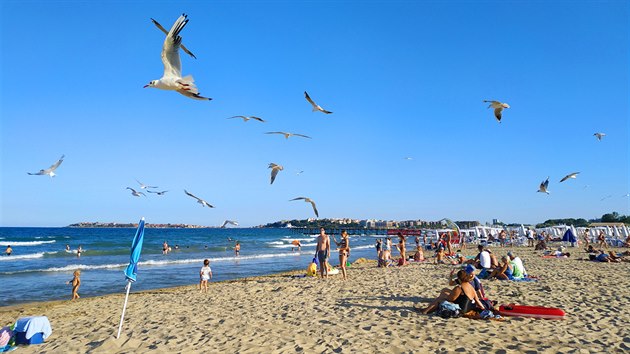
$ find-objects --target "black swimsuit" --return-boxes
[454,287,475,313]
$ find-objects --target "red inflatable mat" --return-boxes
[499,304,566,319]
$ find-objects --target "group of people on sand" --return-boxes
[585,245,629,262]
[313,227,350,280]
[462,245,528,281]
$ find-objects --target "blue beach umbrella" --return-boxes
[123,218,146,282]
[117,218,145,339]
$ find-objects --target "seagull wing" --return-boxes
[309,200,319,218]
[220,220,228,228]
[270,166,280,185]
[184,189,201,201]
[560,172,579,182]
[151,17,196,59]
[493,107,503,122]
[292,134,312,139]
[27,170,46,175]
[229,116,247,120]
[304,91,317,109]
[47,155,65,172]
[290,197,306,202]
[321,109,333,114]
[161,14,188,78]
[265,132,287,136]
[250,116,265,122]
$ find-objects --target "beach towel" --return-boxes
[0,327,12,347]
[14,316,52,340]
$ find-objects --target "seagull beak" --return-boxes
[143,84,149,88]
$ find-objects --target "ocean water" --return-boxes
[0,227,383,306]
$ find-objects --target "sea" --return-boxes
[0,227,384,306]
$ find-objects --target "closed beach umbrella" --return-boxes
[117,218,146,339]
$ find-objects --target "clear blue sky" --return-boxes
[1,0,628,227]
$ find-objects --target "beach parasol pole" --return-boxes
[116,218,146,339]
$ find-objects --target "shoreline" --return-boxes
[1,247,629,353]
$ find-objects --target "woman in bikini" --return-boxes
[335,231,350,280]
[396,232,407,265]
[421,270,484,314]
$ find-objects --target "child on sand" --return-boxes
[199,259,212,293]
[67,270,81,300]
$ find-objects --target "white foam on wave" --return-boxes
[0,240,56,246]
[281,237,312,242]
[351,245,374,250]
[266,241,284,245]
[0,252,50,261]
[271,242,317,249]
[1,252,303,274]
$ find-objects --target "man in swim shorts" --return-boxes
[315,228,330,278]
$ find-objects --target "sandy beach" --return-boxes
[1,246,629,353]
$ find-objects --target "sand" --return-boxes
[1,246,629,353]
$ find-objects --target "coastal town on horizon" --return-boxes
[65,211,629,229]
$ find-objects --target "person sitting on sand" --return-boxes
[413,246,425,262]
[623,235,630,248]
[507,251,527,279]
[435,246,445,264]
[535,238,547,251]
[455,250,465,264]
[422,270,485,314]
[450,264,487,300]
[488,256,513,280]
[383,237,393,266]
[67,270,81,300]
[5,245,12,256]
[474,245,492,278]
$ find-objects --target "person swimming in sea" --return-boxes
[5,245,12,256]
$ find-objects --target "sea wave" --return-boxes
[281,237,312,242]
[0,240,56,246]
[271,242,317,249]
[0,252,302,274]
[0,252,53,261]
[265,241,284,245]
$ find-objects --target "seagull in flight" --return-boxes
[184,190,214,208]
[229,116,265,123]
[265,132,312,139]
[268,163,284,185]
[483,100,510,123]
[136,179,158,189]
[304,91,333,114]
[600,195,612,201]
[150,17,196,59]
[126,187,146,197]
[147,190,169,195]
[27,155,65,177]
[144,14,211,100]
[220,220,239,228]
[537,177,550,194]
[560,172,580,183]
[404,157,413,160]
[593,132,606,141]
[290,197,319,218]
[296,170,304,175]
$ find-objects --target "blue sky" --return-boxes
[1,0,628,227]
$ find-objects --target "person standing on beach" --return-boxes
[5,245,12,256]
[582,229,591,248]
[375,239,383,267]
[396,232,407,265]
[67,270,81,300]
[334,230,350,280]
[315,228,330,278]
[199,259,212,293]
[597,231,608,249]
[162,241,169,255]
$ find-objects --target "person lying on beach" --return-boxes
[422,270,484,315]
[607,251,625,262]
[488,256,513,280]
[595,250,613,262]
[67,270,81,300]
[199,259,212,293]
[623,235,630,248]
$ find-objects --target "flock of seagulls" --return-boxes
[25,13,624,224]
